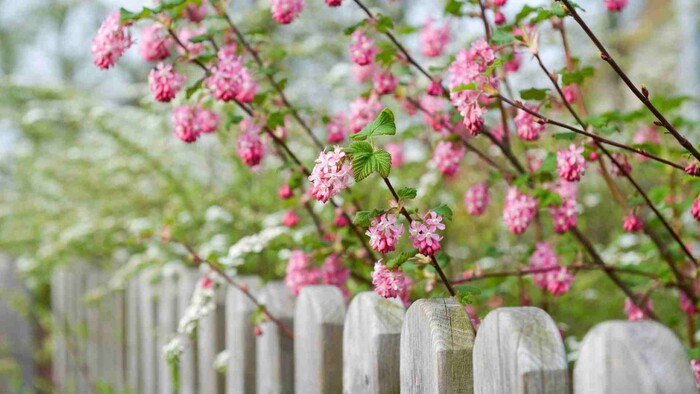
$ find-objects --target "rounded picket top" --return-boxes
[473,307,568,394]
[574,320,696,394]
[343,291,405,394]
[256,281,295,394]
[225,275,262,394]
[400,298,475,394]
[294,285,346,394]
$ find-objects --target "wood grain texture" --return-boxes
[225,275,261,394]
[139,269,159,394]
[197,283,224,394]
[256,281,295,394]
[294,285,346,394]
[343,292,404,394]
[158,269,177,394]
[574,320,696,394]
[51,268,67,392]
[126,275,141,393]
[473,307,568,394]
[176,267,198,394]
[400,298,474,394]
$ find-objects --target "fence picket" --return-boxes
[139,269,159,394]
[256,281,295,394]
[176,267,198,394]
[294,285,346,393]
[574,320,696,393]
[400,298,474,394]
[197,280,225,394]
[343,291,404,394]
[51,268,67,392]
[126,274,141,393]
[158,268,178,394]
[473,307,568,393]
[225,276,261,394]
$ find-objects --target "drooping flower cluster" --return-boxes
[284,250,321,295]
[177,27,205,57]
[177,274,217,335]
[545,267,574,296]
[281,210,298,227]
[91,11,133,69]
[409,211,445,256]
[503,187,538,234]
[420,95,450,133]
[515,105,546,141]
[326,114,348,143]
[183,0,208,22]
[278,184,293,199]
[353,62,376,83]
[549,197,578,233]
[610,153,632,176]
[308,146,352,203]
[622,212,644,232]
[385,143,405,167]
[447,39,496,135]
[349,30,378,66]
[604,0,628,12]
[464,183,490,216]
[171,105,220,143]
[148,63,186,102]
[366,214,404,254]
[420,18,450,58]
[271,0,305,24]
[320,254,350,298]
[371,262,411,305]
[373,70,398,95]
[236,119,265,167]
[528,243,573,296]
[139,25,171,62]
[691,195,700,222]
[624,297,652,321]
[556,144,586,182]
[432,141,466,177]
[349,95,382,133]
[206,48,257,103]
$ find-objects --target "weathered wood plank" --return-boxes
[126,275,141,393]
[294,285,346,394]
[176,267,198,394]
[256,281,295,394]
[473,307,568,394]
[574,320,696,394]
[400,298,474,394]
[51,268,67,392]
[158,269,177,394]
[225,276,261,394]
[139,269,159,394]
[343,291,404,394]
[197,281,225,394]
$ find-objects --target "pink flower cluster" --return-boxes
[420,96,449,133]
[503,187,538,234]
[349,31,378,66]
[349,95,382,133]
[284,250,320,295]
[171,105,220,143]
[325,0,342,6]
[604,0,628,12]
[528,243,573,296]
[545,267,574,296]
[206,48,257,103]
[409,211,445,256]
[447,39,496,135]
[385,143,405,167]
[622,212,644,232]
[326,114,348,143]
[515,105,546,141]
[373,70,397,95]
[691,195,700,222]
[148,63,185,102]
[420,18,450,58]
[432,141,466,177]
[692,360,700,387]
[278,184,293,199]
[139,25,171,62]
[549,197,577,233]
[610,153,632,176]
[321,254,350,298]
[282,210,298,227]
[308,146,353,203]
[271,0,305,24]
[237,119,265,166]
[183,1,208,22]
[91,11,133,69]
[556,144,586,182]
[177,27,205,57]
[366,214,404,254]
[624,297,652,321]
[371,262,411,305]
[464,183,490,216]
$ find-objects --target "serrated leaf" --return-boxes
[491,29,514,45]
[432,203,453,221]
[386,249,417,269]
[350,108,396,141]
[352,211,372,227]
[520,88,549,101]
[375,15,394,33]
[397,187,417,200]
[373,150,392,178]
[185,78,204,99]
[444,0,463,16]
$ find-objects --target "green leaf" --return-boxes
[352,211,372,227]
[375,46,397,67]
[267,112,285,129]
[454,284,482,296]
[350,108,396,141]
[561,66,595,86]
[552,132,576,140]
[375,15,394,33]
[344,20,367,35]
[431,203,453,221]
[520,88,549,101]
[534,188,561,206]
[537,153,557,173]
[436,251,452,268]
[491,29,514,45]
[451,83,477,93]
[185,78,204,99]
[345,143,391,181]
[397,187,417,200]
[188,33,211,44]
[515,5,539,24]
[386,249,417,269]
[444,0,463,16]
[373,150,392,178]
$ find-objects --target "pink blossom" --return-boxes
[349,95,382,133]
[206,49,246,102]
[334,208,350,227]
[692,360,700,387]
[433,141,466,177]
[691,195,700,222]
[321,254,350,298]
[604,0,628,12]
[409,211,445,256]
[195,107,220,134]
[91,11,133,69]
[515,105,546,141]
[326,114,348,143]
[282,210,299,227]
[680,291,698,315]
[493,0,507,5]
[610,153,632,176]
[366,214,404,254]
[236,68,258,103]
[172,105,201,143]
[284,250,321,295]
[420,18,450,58]
[556,144,586,182]
[505,52,522,73]
[552,179,579,201]
[139,25,171,62]
[622,212,644,232]
[545,267,573,296]
[308,146,353,203]
[503,187,538,234]
[237,127,265,167]
[464,183,490,216]
[349,31,377,66]
[199,275,213,289]
[325,0,342,6]
[148,63,185,102]
[176,27,205,57]
[624,297,652,321]
[371,262,411,305]
[352,62,376,83]
[271,0,305,24]
[562,85,577,103]
[420,95,449,133]
[529,242,559,288]
[184,1,208,22]
[385,143,405,167]
[373,70,397,95]
[550,198,577,233]
[278,184,293,199]
[427,80,443,96]
[494,11,506,25]
[685,163,700,177]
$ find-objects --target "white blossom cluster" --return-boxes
[220,226,287,268]
[213,350,229,372]
[163,336,185,364]
[177,275,217,336]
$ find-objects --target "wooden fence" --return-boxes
[50,265,698,393]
